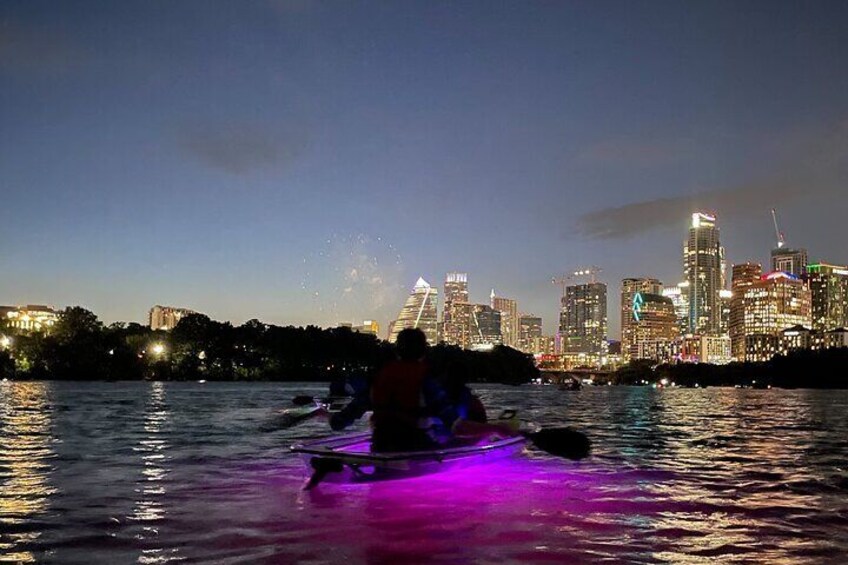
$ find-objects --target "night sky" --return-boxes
[2,1,847,337]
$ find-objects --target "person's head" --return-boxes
[395,328,428,361]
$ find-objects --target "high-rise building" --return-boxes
[470,304,502,349]
[352,320,379,335]
[628,292,678,361]
[808,263,848,331]
[518,315,542,353]
[620,278,663,360]
[742,271,812,361]
[491,291,519,348]
[771,247,808,278]
[729,262,763,360]
[662,281,690,337]
[149,305,196,331]
[560,282,607,355]
[442,272,471,347]
[388,277,439,345]
[684,212,725,335]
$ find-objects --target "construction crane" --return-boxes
[771,208,785,249]
[551,266,603,297]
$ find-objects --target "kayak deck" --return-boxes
[291,432,526,484]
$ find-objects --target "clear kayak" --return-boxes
[291,432,526,487]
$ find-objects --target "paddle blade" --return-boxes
[526,428,591,460]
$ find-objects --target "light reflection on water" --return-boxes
[0,382,846,563]
[0,381,56,563]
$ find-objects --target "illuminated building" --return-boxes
[779,325,812,355]
[815,328,848,350]
[662,281,690,337]
[701,334,732,364]
[672,334,731,364]
[729,263,762,361]
[518,315,542,353]
[4,305,59,332]
[531,335,557,355]
[628,292,677,361]
[352,320,379,335]
[620,278,663,360]
[741,271,812,361]
[442,272,471,348]
[149,305,196,331]
[683,212,726,334]
[470,304,502,350]
[491,291,519,348]
[808,263,848,331]
[745,334,778,362]
[560,282,607,356]
[719,289,732,334]
[388,277,439,345]
[771,247,808,278]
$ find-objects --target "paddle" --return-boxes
[522,427,591,461]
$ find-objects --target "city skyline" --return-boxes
[2,2,847,336]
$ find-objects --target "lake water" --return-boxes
[1,381,847,564]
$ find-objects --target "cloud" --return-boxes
[574,121,848,239]
[178,122,307,174]
[578,138,685,167]
[0,21,88,74]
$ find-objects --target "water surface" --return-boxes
[1,381,846,563]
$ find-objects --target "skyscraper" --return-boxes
[560,282,607,355]
[628,292,678,361]
[470,304,502,349]
[518,314,542,353]
[620,278,663,360]
[388,277,439,345]
[662,281,690,336]
[442,272,471,348]
[742,271,812,361]
[771,247,808,278]
[729,262,763,361]
[684,212,725,335]
[491,291,519,348]
[808,263,848,331]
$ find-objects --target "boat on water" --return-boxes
[291,432,526,486]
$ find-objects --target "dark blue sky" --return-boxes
[2,1,847,336]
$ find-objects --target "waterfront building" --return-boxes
[779,325,813,355]
[662,281,690,337]
[518,315,542,353]
[701,334,732,364]
[532,335,557,356]
[771,247,808,278]
[729,262,763,361]
[741,272,812,361]
[628,292,678,361]
[808,263,848,331]
[815,328,848,350]
[4,305,59,332]
[388,277,439,345]
[745,334,779,362]
[149,305,196,331]
[683,212,726,335]
[491,291,519,348]
[620,278,663,361]
[560,282,607,356]
[470,304,502,349]
[442,272,471,348]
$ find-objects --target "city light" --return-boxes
[150,343,166,356]
[0,336,11,349]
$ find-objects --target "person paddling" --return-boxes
[368,328,517,452]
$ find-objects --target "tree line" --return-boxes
[0,307,539,385]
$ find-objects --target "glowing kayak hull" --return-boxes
[291,432,526,484]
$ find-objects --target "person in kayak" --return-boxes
[369,328,517,452]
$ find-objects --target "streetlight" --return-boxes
[150,343,166,356]
[0,335,11,350]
